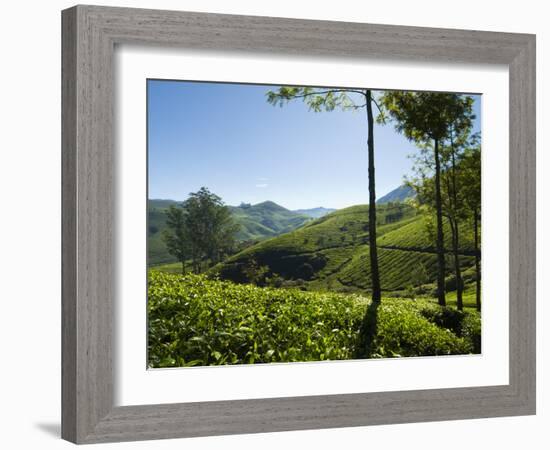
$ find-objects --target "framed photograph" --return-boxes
[62,5,536,444]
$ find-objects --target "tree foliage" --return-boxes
[379,91,476,307]
[162,187,240,273]
[266,86,367,112]
[407,134,479,222]
[457,145,481,218]
[378,92,475,142]
[162,205,189,274]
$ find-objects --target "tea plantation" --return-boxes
[148,271,481,368]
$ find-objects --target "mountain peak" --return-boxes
[253,200,288,211]
[377,185,415,204]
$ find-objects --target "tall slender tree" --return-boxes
[440,129,479,309]
[379,92,475,306]
[447,131,464,309]
[266,87,382,302]
[458,146,482,311]
[409,139,466,309]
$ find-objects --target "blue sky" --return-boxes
[148,80,481,210]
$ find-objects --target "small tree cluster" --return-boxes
[162,187,240,274]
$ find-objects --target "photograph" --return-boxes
[146,79,482,368]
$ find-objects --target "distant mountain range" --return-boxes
[377,185,415,204]
[292,207,336,218]
[148,186,413,266]
[228,201,310,241]
[148,199,317,265]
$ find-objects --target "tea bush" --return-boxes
[148,271,481,368]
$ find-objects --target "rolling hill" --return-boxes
[212,203,478,300]
[148,199,312,265]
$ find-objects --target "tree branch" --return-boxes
[372,97,384,116]
[271,88,368,100]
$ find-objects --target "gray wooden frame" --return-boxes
[62,4,536,444]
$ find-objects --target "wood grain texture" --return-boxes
[62,5,114,442]
[61,7,77,443]
[61,4,536,444]
[508,36,536,408]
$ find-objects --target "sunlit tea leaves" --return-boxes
[147,272,480,368]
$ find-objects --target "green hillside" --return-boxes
[377,215,476,253]
[148,199,311,265]
[211,203,479,302]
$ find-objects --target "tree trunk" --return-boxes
[450,218,463,310]
[193,254,200,274]
[449,141,463,310]
[366,90,381,303]
[181,260,186,275]
[434,138,446,306]
[474,210,481,312]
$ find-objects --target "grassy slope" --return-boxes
[211,203,478,296]
[148,272,481,368]
[377,215,476,252]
